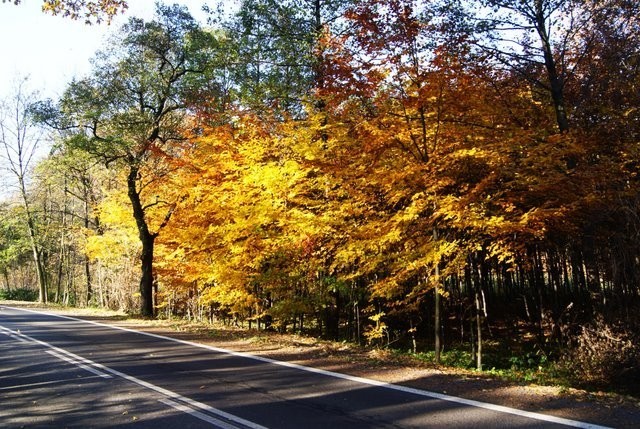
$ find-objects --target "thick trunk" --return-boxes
[32,246,47,303]
[139,234,155,317]
[127,164,157,318]
[84,196,93,304]
[2,269,9,291]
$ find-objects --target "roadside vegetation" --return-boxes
[1,0,639,400]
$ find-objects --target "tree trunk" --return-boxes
[534,0,569,133]
[55,240,64,303]
[435,284,441,362]
[475,290,483,371]
[127,164,157,318]
[19,179,47,303]
[2,269,9,291]
[55,184,68,303]
[32,246,47,304]
[472,256,483,371]
[139,234,155,317]
[433,226,442,364]
[84,254,92,305]
[83,193,94,305]
[332,288,341,340]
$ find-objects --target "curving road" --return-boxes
[0,305,610,428]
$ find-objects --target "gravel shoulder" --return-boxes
[3,302,640,428]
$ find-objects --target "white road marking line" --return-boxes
[159,398,243,429]
[1,306,612,429]
[45,349,112,379]
[0,320,269,429]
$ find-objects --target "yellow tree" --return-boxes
[152,107,364,336]
[312,0,577,363]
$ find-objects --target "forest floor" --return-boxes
[2,301,640,428]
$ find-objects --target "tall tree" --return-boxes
[50,4,220,316]
[0,78,49,303]
[440,0,629,133]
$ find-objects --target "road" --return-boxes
[0,305,610,429]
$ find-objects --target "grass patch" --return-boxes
[412,348,474,369]
[404,344,571,388]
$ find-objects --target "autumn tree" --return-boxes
[311,0,565,365]
[153,112,343,331]
[315,0,471,359]
[439,0,596,133]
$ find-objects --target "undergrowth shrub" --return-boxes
[563,317,640,395]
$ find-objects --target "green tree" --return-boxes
[33,146,108,305]
[215,0,353,116]
[51,4,221,316]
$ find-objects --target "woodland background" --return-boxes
[1,0,639,394]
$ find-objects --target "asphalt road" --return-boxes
[0,305,611,429]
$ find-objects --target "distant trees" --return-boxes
[212,0,355,116]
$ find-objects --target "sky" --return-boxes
[0,0,221,100]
